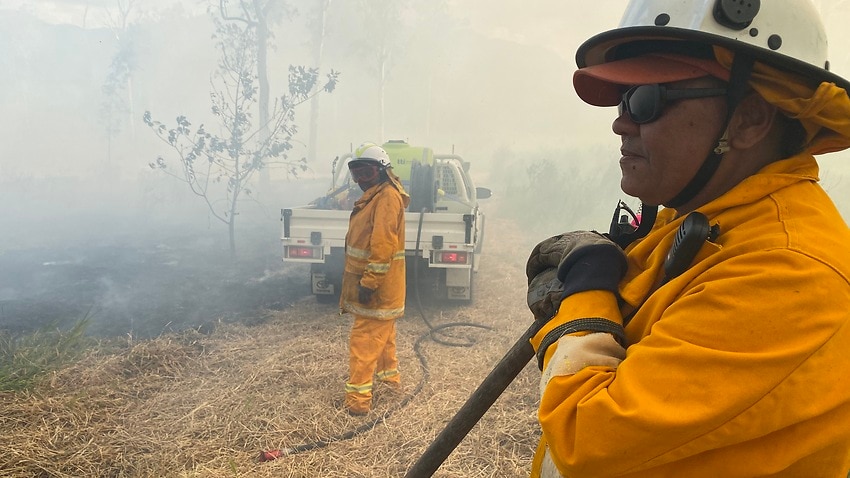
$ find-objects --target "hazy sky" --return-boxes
[0,0,629,175]
[0,0,204,27]
[4,1,850,181]
[6,0,849,61]
[1,0,850,253]
[7,0,849,77]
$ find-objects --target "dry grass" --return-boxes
[0,214,543,477]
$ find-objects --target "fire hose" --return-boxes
[403,321,540,477]
[260,204,492,462]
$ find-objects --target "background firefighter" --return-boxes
[339,142,410,416]
[525,0,850,476]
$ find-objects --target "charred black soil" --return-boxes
[0,224,309,339]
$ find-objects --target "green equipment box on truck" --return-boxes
[281,140,491,303]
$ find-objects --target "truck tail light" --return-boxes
[287,246,321,259]
[437,251,468,264]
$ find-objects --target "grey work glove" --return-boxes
[526,267,563,322]
[526,231,627,323]
[526,232,589,322]
[526,233,577,282]
[358,285,375,304]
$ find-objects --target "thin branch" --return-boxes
[219,0,256,25]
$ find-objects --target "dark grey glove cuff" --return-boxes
[557,244,627,299]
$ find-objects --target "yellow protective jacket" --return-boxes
[340,177,410,320]
[530,154,850,477]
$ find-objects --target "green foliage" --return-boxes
[0,319,91,392]
[491,146,629,238]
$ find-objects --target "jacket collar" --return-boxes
[620,153,819,308]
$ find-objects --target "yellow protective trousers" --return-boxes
[345,315,400,413]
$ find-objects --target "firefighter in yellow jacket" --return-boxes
[340,143,410,416]
[525,0,850,476]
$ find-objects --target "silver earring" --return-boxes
[714,138,730,155]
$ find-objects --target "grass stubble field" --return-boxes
[0,215,544,477]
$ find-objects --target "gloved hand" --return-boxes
[526,231,627,323]
[556,231,627,298]
[358,285,375,304]
[526,233,576,282]
[527,267,562,322]
[526,232,587,322]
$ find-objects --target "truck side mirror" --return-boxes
[476,187,492,199]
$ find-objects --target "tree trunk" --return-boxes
[228,175,240,259]
[127,76,135,140]
[255,0,272,190]
[228,214,237,260]
[307,0,331,164]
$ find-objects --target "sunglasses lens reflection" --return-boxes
[626,85,659,124]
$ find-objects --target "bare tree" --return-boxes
[306,0,332,163]
[218,0,296,189]
[349,0,412,141]
[101,0,137,161]
[144,9,339,258]
[346,0,444,140]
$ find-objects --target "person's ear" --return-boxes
[728,93,778,149]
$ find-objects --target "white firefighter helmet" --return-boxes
[349,142,392,169]
[576,0,849,91]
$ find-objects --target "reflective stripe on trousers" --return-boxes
[347,316,399,405]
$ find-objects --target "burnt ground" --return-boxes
[0,222,310,339]
[0,172,337,340]
[0,205,525,341]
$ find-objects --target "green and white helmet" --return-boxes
[576,0,849,91]
[350,142,392,169]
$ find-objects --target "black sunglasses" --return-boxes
[619,84,727,124]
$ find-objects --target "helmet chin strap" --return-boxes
[665,52,755,209]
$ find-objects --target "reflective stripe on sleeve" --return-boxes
[366,262,391,273]
[342,300,405,319]
[346,245,370,260]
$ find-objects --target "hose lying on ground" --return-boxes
[259,209,492,461]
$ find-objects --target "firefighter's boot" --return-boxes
[344,391,371,416]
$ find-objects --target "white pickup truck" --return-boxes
[281,140,490,303]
